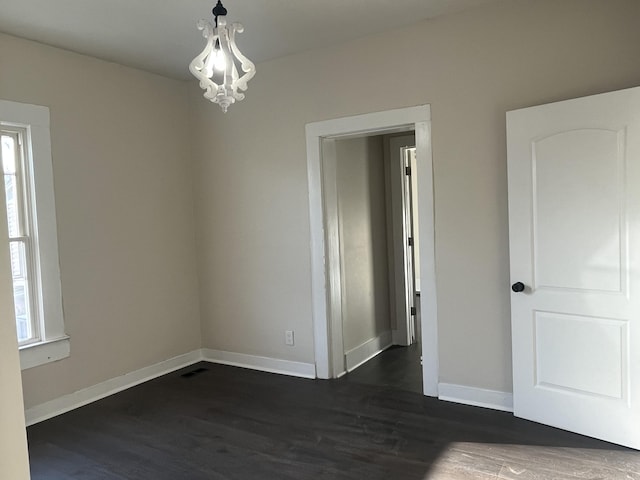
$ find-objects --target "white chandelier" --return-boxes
[189,0,256,112]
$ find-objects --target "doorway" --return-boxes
[305,105,438,397]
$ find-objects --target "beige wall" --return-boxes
[335,136,390,352]
[192,0,640,392]
[0,33,202,408]
[0,211,30,478]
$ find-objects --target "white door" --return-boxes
[507,86,640,449]
[402,146,417,344]
[388,135,417,346]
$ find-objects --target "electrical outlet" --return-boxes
[285,330,294,346]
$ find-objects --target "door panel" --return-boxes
[534,312,627,400]
[533,129,625,293]
[507,86,640,449]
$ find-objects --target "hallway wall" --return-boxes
[335,136,391,355]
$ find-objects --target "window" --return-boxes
[0,100,68,369]
[2,129,36,344]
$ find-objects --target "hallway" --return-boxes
[341,343,423,394]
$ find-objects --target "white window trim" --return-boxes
[0,99,68,370]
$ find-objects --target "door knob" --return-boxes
[511,282,525,293]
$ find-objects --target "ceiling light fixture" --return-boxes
[189,0,256,112]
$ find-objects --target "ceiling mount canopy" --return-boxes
[189,0,256,112]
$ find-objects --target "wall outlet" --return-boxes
[285,330,294,346]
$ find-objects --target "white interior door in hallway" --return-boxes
[386,134,419,348]
[507,86,640,449]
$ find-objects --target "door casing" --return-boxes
[305,105,438,396]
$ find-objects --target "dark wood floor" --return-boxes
[28,354,640,479]
[343,343,423,394]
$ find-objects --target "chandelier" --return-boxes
[189,0,256,112]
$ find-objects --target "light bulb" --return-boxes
[203,40,226,77]
[212,48,226,71]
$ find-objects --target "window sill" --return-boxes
[19,336,70,370]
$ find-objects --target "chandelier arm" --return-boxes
[228,23,256,93]
[189,20,223,103]
[230,63,245,101]
[189,20,215,75]
[216,18,235,99]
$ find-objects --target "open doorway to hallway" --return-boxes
[305,105,437,396]
[324,132,422,394]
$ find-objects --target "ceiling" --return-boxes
[0,0,496,80]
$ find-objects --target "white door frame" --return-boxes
[305,105,439,396]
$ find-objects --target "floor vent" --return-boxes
[181,367,209,378]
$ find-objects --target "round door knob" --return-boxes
[511,282,525,293]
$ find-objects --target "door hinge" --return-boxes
[411,306,416,316]
[408,236,413,247]
[405,166,412,176]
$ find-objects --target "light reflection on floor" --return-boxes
[424,442,640,479]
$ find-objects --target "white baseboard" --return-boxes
[344,331,392,372]
[25,348,318,426]
[438,383,513,413]
[202,348,316,379]
[25,350,203,426]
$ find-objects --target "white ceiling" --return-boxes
[0,0,496,80]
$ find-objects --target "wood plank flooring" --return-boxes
[342,343,423,394]
[27,350,640,479]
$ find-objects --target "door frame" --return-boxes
[305,105,439,396]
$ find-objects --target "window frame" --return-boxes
[0,99,68,370]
